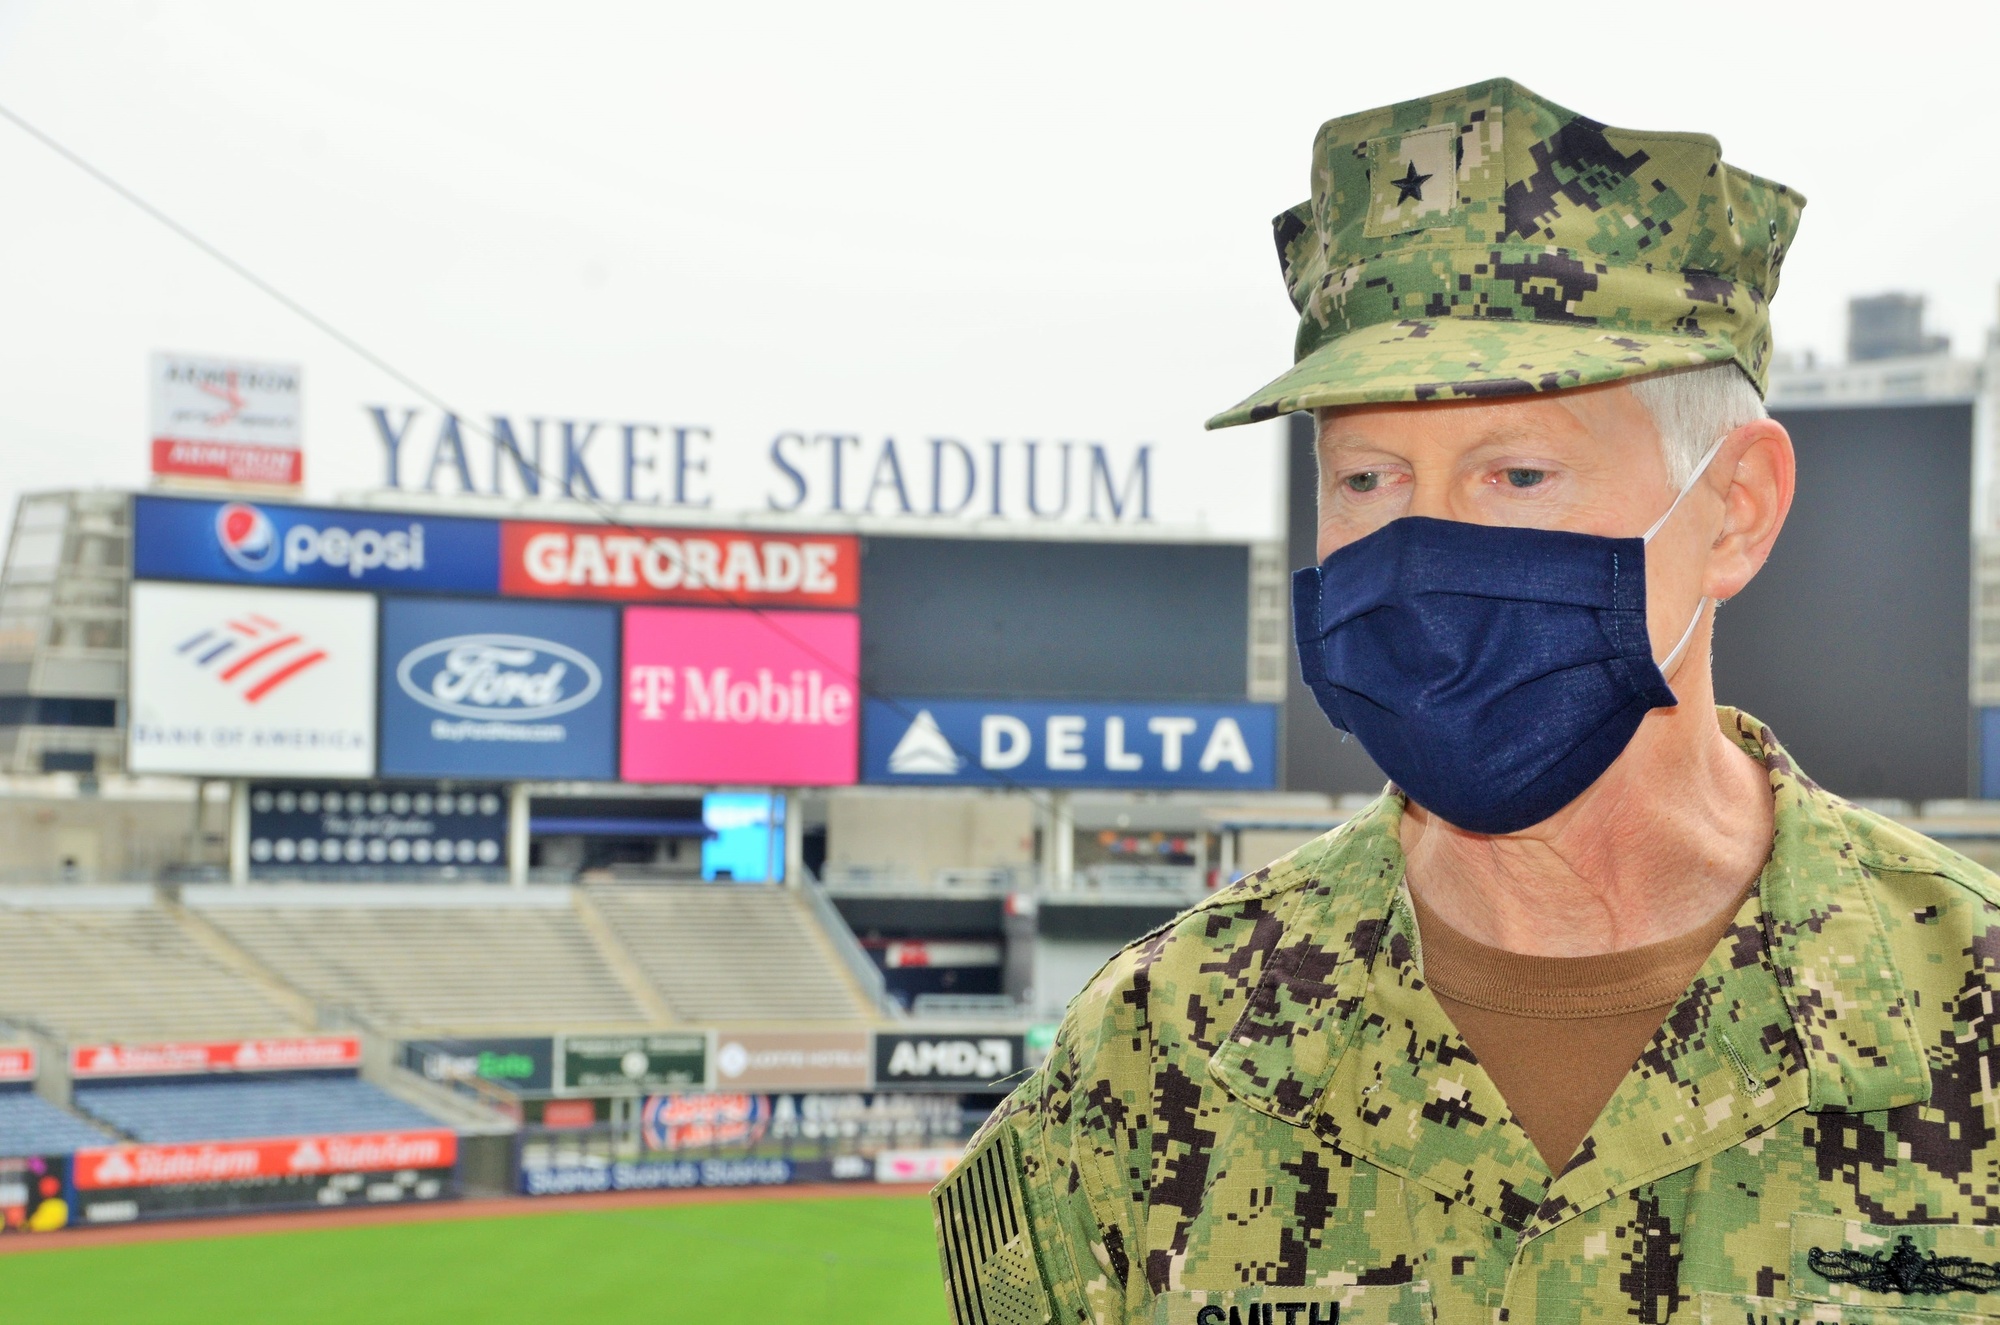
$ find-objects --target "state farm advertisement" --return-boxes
[75,1130,457,1190]
[502,522,858,608]
[0,1046,35,1083]
[128,582,376,777]
[70,1036,362,1079]
[622,607,859,786]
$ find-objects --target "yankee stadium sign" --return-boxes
[360,405,1284,542]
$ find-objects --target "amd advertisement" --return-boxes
[873,1033,1026,1092]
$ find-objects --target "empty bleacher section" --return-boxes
[74,1077,443,1143]
[0,1090,110,1152]
[0,888,305,1041]
[188,887,652,1034]
[588,885,875,1023]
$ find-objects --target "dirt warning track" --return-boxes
[0,1181,923,1256]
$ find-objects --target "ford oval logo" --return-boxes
[395,633,602,721]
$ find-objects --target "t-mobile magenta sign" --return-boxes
[620,606,860,785]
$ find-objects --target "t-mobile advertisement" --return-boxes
[620,607,859,786]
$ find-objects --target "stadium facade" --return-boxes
[5,302,2000,1232]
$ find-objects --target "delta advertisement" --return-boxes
[861,698,1279,790]
[379,598,619,779]
[621,607,860,786]
[128,582,377,777]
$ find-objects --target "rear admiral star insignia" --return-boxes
[1392,160,1432,204]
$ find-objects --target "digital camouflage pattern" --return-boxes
[1207,79,1805,429]
[933,710,2000,1324]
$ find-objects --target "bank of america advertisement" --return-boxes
[379,598,618,779]
[128,583,377,776]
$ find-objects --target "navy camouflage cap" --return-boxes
[1208,77,1804,428]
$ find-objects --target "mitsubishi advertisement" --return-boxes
[127,582,377,777]
[379,598,619,779]
[132,494,499,594]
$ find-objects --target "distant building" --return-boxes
[0,490,129,777]
[1848,291,1951,362]
[1769,291,1976,409]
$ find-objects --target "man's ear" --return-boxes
[1702,418,1795,601]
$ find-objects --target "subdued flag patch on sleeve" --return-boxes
[933,1126,1052,1325]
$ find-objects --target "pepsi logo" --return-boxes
[395,633,601,721]
[214,503,277,571]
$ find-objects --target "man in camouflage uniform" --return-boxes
[933,78,2000,1325]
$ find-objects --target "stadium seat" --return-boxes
[73,1076,445,1143]
[190,888,651,1033]
[0,1090,111,1152]
[0,891,304,1041]
[588,885,873,1022]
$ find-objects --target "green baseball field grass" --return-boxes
[0,1194,947,1322]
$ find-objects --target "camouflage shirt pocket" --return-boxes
[1699,1292,1998,1324]
[1788,1213,2000,1318]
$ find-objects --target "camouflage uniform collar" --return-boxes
[1206,707,1931,1232]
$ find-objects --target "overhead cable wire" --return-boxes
[0,99,1109,830]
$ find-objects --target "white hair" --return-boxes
[1310,359,1766,488]
[1628,361,1768,488]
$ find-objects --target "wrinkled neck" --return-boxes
[1398,661,1773,956]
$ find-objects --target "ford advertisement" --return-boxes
[133,494,499,594]
[379,598,619,779]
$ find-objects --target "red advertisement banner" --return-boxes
[500,522,858,608]
[69,1036,362,1079]
[0,1046,34,1083]
[151,439,303,486]
[74,1130,458,1190]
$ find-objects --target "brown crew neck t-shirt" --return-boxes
[1408,885,1750,1173]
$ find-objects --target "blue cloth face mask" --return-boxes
[1293,435,1726,835]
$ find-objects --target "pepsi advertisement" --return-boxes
[133,495,499,594]
[379,597,619,779]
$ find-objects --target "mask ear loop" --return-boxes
[1643,431,1732,676]
[1641,431,1731,543]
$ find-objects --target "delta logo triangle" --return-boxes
[887,710,963,775]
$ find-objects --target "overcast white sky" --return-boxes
[0,0,1995,545]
